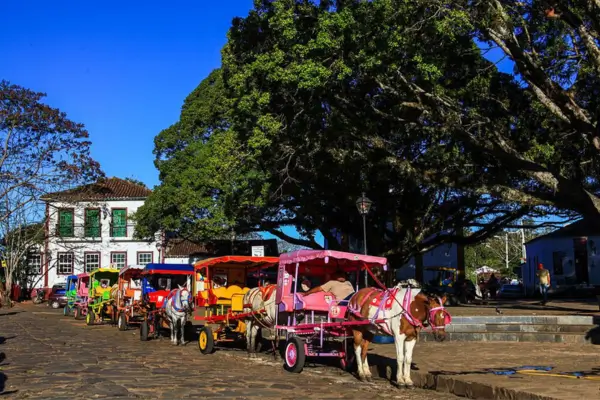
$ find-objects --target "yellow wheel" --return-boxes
[198,326,214,354]
[86,310,95,326]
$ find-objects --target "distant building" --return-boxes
[523,220,600,295]
[323,228,464,282]
[164,238,279,264]
[396,242,464,283]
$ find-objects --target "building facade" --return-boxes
[523,220,600,295]
[35,178,161,288]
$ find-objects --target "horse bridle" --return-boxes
[426,295,452,330]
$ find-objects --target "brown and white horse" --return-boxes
[348,286,450,387]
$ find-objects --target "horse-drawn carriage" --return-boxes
[85,268,119,326]
[192,255,279,354]
[139,263,194,343]
[72,273,90,320]
[62,274,78,316]
[114,265,145,331]
[271,249,451,387]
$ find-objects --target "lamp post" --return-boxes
[355,192,373,287]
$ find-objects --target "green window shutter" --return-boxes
[85,209,100,237]
[58,210,74,237]
[111,209,127,237]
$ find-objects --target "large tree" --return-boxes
[0,81,102,302]
[138,0,590,263]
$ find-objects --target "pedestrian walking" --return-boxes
[536,263,551,305]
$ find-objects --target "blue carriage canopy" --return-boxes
[66,274,78,291]
[141,263,194,276]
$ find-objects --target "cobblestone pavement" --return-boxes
[0,304,459,399]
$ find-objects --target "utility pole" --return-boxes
[505,233,509,271]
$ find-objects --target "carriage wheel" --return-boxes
[63,305,70,316]
[140,320,149,341]
[73,307,81,320]
[198,327,214,354]
[284,337,306,373]
[86,310,95,326]
[118,312,128,331]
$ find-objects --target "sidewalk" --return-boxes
[447,299,599,316]
[369,340,600,400]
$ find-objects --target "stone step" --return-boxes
[446,323,594,333]
[420,331,590,344]
[451,315,600,325]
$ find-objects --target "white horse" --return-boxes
[349,286,450,387]
[243,285,278,358]
[163,285,191,346]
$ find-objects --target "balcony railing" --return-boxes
[110,223,134,238]
[55,223,102,239]
[53,223,136,239]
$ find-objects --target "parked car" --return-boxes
[497,283,523,299]
[47,283,67,309]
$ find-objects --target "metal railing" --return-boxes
[55,223,102,239]
[54,223,136,239]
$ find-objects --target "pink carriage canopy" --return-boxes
[279,250,387,276]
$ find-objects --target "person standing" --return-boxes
[536,263,551,305]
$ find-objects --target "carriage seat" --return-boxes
[147,289,171,308]
[125,288,142,301]
[211,285,250,311]
[298,292,336,312]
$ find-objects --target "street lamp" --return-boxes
[355,192,373,287]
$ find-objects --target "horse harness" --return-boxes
[163,288,189,313]
[350,287,451,331]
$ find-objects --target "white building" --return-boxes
[35,178,162,288]
[523,220,600,295]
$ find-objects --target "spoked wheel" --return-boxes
[118,312,128,331]
[86,310,95,326]
[74,307,82,320]
[198,326,214,354]
[284,336,306,373]
[63,305,70,316]
[140,320,149,341]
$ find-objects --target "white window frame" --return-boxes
[27,253,42,275]
[84,253,100,273]
[137,252,153,266]
[110,252,126,269]
[57,252,74,275]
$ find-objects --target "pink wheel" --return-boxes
[284,337,305,373]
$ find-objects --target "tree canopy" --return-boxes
[137,0,598,263]
[0,81,103,299]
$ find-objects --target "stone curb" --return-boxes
[412,370,560,400]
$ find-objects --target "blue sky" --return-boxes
[1,0,324,244]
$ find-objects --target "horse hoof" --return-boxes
[395,382,406,389]
[365,376,373,383]
[405,384,415,390]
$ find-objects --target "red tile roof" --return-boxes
[165,238,278,257]
[42,177,151,201]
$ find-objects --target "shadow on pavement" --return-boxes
[0,312,21,318]
[0,336,16,396]
[359,353,419,384]
[585,326,600,344]
[0,337,16,346]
